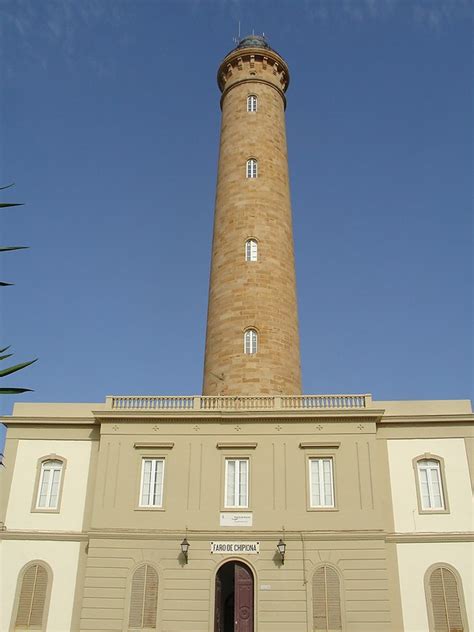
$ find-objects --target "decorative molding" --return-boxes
[0,530,89,541]
[299,442,340,449]
[386,532,474,543]
[378,414,474,424]
[133,442,174,449]
[217,442,257,449]
[2,528,471,544]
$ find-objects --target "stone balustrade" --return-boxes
[107,394,371,411]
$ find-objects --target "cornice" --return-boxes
[2,528,471,544]
[86,528,388,542]
[0,529,88,541]
[378,414,474,424]
[385,531,474,543]
[217,46,290,91]
[1,416,98,426]
[93,410,384,422]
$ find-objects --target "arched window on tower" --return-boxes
[247,94,258,112]
[128,564,159,631]
[245,239,258,262]
[312,565,342,632]
[244,329,258,354]
[246,158,258,179]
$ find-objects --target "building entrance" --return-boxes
[215,561,254,632]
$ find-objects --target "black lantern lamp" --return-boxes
[180,537,190,564]
[277,538,286,564]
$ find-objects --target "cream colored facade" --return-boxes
[1,396,472,631]
[1,35,473,632]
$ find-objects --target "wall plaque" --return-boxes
[210,541,260,554]
[220,512,253,527]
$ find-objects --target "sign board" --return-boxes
[220,512,253,527]
[210,541,260,554]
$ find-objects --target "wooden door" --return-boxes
[234,562,253,632]
[215,572,223,632]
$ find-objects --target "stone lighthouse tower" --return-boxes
[203,35,302,396]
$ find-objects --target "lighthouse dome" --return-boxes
[236,34,271,50]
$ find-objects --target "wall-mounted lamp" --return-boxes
[180,537,190,564]
[277,538,286,564]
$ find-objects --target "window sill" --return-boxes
[307,507,339,512]
[418,508,450,515]
[134,507,166,512]
[31,508,61,514]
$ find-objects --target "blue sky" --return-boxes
[0,0,472,437]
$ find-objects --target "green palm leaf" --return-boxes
[0,358,37,378]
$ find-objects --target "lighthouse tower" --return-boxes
[203,35,302,396]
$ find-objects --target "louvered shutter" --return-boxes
[129,564,158,630]
[143,566,158,629]
[313,566,342,632]
[15,564,48,629]
[429,567,464,632]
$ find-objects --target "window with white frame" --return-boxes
[140,458,165,507]
[309,458,334,508]
[246,158,258,178]
[244,329,258,354]
[247,95,257,112]
[245,239,258,262]
[417,459,444,510]
[36,460,63,509]
[225,458,249,508]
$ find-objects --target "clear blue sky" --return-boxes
[0,1,472,437]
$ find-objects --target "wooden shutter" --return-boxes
[313,566,342,632]
[429,567,464,632]
[15,563,48,629]
[129,564,158,630]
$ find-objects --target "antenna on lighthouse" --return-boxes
[232,20,241,44]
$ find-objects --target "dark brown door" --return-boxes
[215,572,223,632]
[234,562,253,632]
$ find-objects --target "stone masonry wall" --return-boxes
[203,49,302,395]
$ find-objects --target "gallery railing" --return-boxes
[107,394,371,411]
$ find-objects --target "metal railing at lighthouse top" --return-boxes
[107,394,372,412]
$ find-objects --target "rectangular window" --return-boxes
[225,458,249,508]
[140,458,165,507]
[309,458,334,508]
[418,459,444,510]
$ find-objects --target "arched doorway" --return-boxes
[215,560,254,632]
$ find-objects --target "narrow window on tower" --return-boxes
[244,329,258,354]
[246,158,258,178]
[247,94,257,112]
[245,239,258,262]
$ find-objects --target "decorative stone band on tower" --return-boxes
[203,36,302,396]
